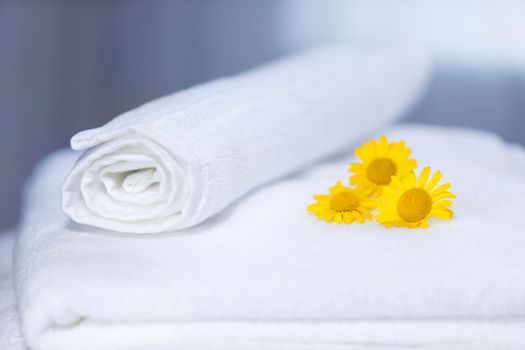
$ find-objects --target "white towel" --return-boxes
[62,46,431,234]
[0,230,24,350]
[14,125,525,350]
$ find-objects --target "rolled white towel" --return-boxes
[62,45,431,233]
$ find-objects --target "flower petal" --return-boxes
[418,166,431,188]
[353,211,364,223]
[426,171,442,192]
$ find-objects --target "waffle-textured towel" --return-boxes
[62,46,431,233]
[15,125,525,350]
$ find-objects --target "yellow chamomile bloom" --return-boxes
[349,136,417,197]
[307,181,376,224]
[376,166,455,228]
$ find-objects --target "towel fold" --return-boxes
[62,46,431,233]
[15,124,525,350]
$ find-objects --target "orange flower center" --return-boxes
[397,188,432,223]
[366,157,397,185]
[330,191,360,212]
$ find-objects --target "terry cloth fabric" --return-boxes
[14,124,525,350]
[0,229,25,350]
[62,45,431,234]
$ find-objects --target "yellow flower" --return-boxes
[349,136,417,197]
[307,181,376,224]
[376,167,455,228]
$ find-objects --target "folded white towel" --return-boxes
[15,125,525,350]
[0,230,24,350]
[62,46,431,234]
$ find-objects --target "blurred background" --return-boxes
[1,0,525,230]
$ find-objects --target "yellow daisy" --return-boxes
[307,181,376,224]
[376,166,455,228]
[349,136,417,197]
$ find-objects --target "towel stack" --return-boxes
[2,45,525,350]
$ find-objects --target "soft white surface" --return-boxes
[14,124,525,350]
[62,45,431,233]
[0,230,24,350]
